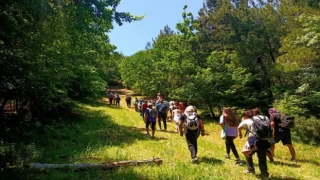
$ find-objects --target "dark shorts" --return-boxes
[274,131,292,145]
[146,121,156,130]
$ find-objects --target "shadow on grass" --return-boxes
[201,157,224,165]
[271,161,301,168]
[260,175,300,180]
[1,100,162,178]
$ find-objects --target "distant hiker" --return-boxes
[141,100,148,119]
[172,106,182,132]
[238,110,270,178]
[179,101,185,113]
[220,107,242,165]
[134,97,139,111]
[155,100,169,131]
[156,93,163,103]
[108,92,114,105]
[115,94,121,107]
[125,95,132,108]
[144,103,157,138]
[138,99,143,116]
[269,108,296,162]
[169,100,175,121]
[252,108,274,162]
[179,106,205,163]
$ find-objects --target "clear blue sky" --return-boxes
[108,0,203,56]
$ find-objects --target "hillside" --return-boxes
[1,94,320,180]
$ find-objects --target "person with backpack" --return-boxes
[184,102,197,113]
[144,103,157,138]
[179,106,205,163]
[115,94,121,107]
[155,100,169,131]
[108,92,114,105]
[252,108,274,162]
[238,110,270,178]
[219,108,242,165]
[125,95,132,108]
[269,108,296,162]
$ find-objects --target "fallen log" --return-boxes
[29,157,162,171]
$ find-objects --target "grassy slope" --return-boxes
[4,97,320,180]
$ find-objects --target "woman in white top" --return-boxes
[172,106,182,132]
[220,107,242,164]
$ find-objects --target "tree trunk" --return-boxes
[29,158,162,171]
[208,103,216,119]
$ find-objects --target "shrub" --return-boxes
[292,116,320,145]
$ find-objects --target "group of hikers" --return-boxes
[106,91,296,179]
[221,107,296,179]
[106,90,121,107]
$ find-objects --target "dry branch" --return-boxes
[29,158,162,170]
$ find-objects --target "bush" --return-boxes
[292,116,320,145]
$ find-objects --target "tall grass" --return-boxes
[1,97,320,180]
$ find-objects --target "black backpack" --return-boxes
[279,114,295,128]
[251,116,273,140]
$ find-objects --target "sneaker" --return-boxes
[192,157,199,163]
[225,154,230,159]
[290,158,296,162]
[243,169,255,174]
[235,159,243,165]
[258,173,271,180]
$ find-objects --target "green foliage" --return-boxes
[272,93,308,116]
[292,116,320,145]
[0,0,141,124]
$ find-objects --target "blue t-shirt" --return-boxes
[155,103,168,114]
[146,108,157,122]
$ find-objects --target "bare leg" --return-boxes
[287,144,296,160]
[270,144,275,156]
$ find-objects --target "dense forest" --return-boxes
[119,1,320,144]
[1,0,320,147]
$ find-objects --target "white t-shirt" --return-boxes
[172,109,181,123]
[169,101,175,109]
[238,118,256,137]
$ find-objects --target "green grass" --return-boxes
[1,97,320,180]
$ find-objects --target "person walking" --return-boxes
[125,95,132,108]
[141,100,148,119]
[155,100,169,131]
[144,103,157,138]
[252,107,274,162]
[115,94,121,107]
[220,107,242,165]
[238,110,270,178]
[269,108,296,162]
[179,106,205,163]
[172,106,182,132]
